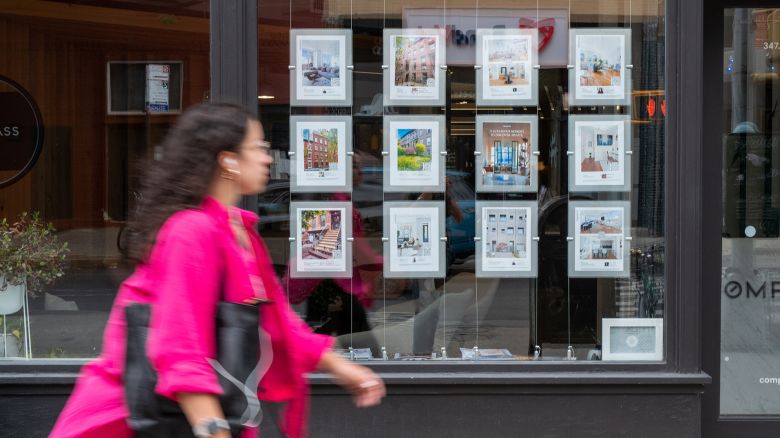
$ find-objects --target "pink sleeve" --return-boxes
[147,212,223,399]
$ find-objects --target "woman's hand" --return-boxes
[317,351,386,408]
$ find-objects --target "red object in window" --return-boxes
[661,99,667,117]
[647,98,656,117]
[518,18,555,52]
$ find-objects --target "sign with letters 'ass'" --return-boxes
[0,75,43,189]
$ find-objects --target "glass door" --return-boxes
[720,5,780,422]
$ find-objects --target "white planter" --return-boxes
[0,278,25,315]
[0,333,21,358]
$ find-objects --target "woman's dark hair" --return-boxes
[127,102,254,261]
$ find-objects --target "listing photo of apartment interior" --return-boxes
[482,123,530,186]
[301,39,340,87]
[579,210,623,235]
[578,35,623,87]
[396,215,432,257]
[580,236,621,260]
[579,125,620,173]
[487,38,529,86]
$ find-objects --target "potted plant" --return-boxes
[0,212,69,316]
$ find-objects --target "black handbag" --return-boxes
[124,297,265,438]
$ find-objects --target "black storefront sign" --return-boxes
[0,75,43,188]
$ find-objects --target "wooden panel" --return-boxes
[0,9,208,231]
[1,0,208,34]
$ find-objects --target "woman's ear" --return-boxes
[217,151,240,172]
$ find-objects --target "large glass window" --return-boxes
[0,0,209,359]
[721,8,780,415]
[0,0,666,363]
[258,0,666,362]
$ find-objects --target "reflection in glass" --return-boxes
[0,2,210,359]
[257,0,666,362]
[721,8,780,415]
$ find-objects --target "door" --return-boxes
[704,4,780,436]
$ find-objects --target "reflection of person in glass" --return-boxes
[285,152,384,347]
[50,104,384,438]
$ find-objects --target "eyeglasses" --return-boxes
[244,140,272,155]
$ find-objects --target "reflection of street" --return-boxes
[29,265,131,358]
[348,273,533,359]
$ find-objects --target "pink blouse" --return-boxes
[50,197,333,438]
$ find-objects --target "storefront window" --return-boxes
[0,1,209,359]
[258,0,666,361]
[721,8,780,415]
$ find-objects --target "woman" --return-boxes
[50,103,385,438]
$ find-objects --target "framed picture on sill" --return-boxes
[568,115,631,192]
[289,116,352,193]
[289,29,352,107]
[475,29,538,106]
[289,201,352,278]
[475,115,538,193]
[602,318,663,361]
[383,28,446,106]
[383,201,446,278]
[568,201,631,278]
[475,201,538,278]
[568,28,631,106]
[383,115,446,193]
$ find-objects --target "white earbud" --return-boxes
[223,158,238,168]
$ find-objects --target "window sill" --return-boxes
[0,360,710,387]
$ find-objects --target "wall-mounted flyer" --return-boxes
[289,116,352,193]
[383,28,446,106]
[475,201,538,278]
[568,201,631,277]
[568,28,631,106]
[475,29,538,106]
[383,201,446,278]
[145,64,170,113]
[289,201,352,278]
[383,115,446,193]
[289,29,352,107]
[568,115,631,192]
[475,115,538,193]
